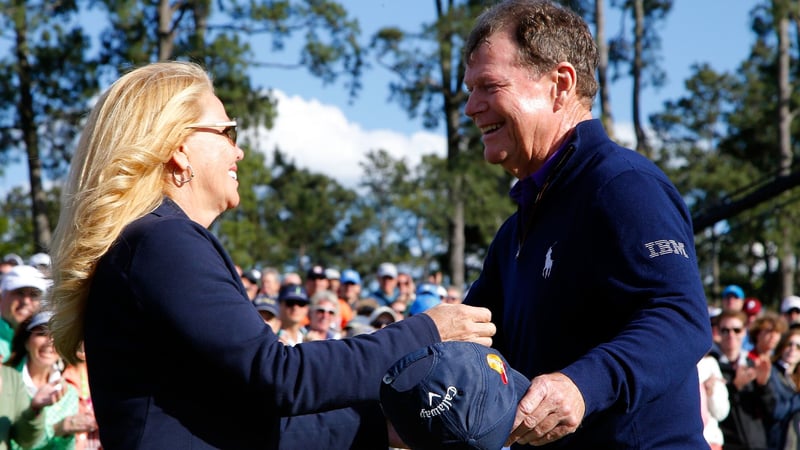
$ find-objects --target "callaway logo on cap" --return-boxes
[380,342,530,450]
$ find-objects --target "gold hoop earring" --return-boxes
[172,164,194,186]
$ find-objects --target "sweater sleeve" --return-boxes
[560,169,712,418]
[5,366,45,450]
[126,217,440,415]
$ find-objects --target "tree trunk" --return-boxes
[158,0,174,60]
[13,0,51,252]
[777,3,795,298]
[437,0,466,289]
[595,0,614,139]
[632,0,650,158]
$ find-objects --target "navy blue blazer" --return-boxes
[83,198,439,449]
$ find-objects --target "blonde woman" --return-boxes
[47,61,494,449]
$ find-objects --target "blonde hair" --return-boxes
[49,61,213,363]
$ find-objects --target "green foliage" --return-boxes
[0,0,99,249]
[651,1,800,305]
[2,0,800,302]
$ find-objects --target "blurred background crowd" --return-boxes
[0,253,465,450]
[11,249,800,450]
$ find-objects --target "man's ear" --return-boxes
[554,62,577,110]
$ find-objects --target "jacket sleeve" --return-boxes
[770,367,800,421]
[125,217,440,416]
[560,169,712,417]
[6,366,45,449]
[707,361,731,421]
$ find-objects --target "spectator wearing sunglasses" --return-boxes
[276,284,310,346]
[46,61,495,450]
[767,328,800,449]
[305,290,341,341]
[713,310,774,449]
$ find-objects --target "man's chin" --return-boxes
[483,147,508,165]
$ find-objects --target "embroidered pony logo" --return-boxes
[542,243,556,278]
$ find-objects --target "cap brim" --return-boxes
[510,367,531,403]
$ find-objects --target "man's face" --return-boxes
[464,28,558,179]
[279,299,309,325]
[722,294,744,313]
[305,276,328,296]
[718,317,746,356]
[0,287,42,328]
[785,308,800,325]
[261,273,280,296]
[397,274,414,295]
[444,288,462,304]
[339,282,360,302]
[310,301,337,333]
[379,276,397,294]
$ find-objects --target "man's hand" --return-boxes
[754,355,771,386]
[423,303,495,347]
[506,372,585,446]
[733,364,756,391]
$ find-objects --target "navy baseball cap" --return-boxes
[278,284,309,303]
[380,342,530,450]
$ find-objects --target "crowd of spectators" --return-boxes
[706,284,800,449]
[0,252,100,450]
[12,247,800,449]
[1,254,455,448]
[234,261,462,346]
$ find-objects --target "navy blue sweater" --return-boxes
[465,119,712,448]
[84,198,440,449]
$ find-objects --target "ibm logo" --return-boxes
[644,240,688,259]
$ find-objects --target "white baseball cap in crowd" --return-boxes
[2,253,23,266]
[28,253,51,268]
[781,296,800,314]
[1,265,51,294]
[377,262,398,279]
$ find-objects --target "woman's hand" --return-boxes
[31,379,64,411]
[423,303,495,347]
[56,412,98,435]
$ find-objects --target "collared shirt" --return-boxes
[509,138,571,208]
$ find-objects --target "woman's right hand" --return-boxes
[31,379,65,411]
[423,303,495,347]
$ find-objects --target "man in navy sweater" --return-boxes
[462,1,711,448]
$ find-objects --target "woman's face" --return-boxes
[25,326,58,370]
[180,92,244,218]
[781,335,800,366]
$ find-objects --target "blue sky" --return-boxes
[246,0,756,187]
[0,1,757,192]
[250,1,755,132]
